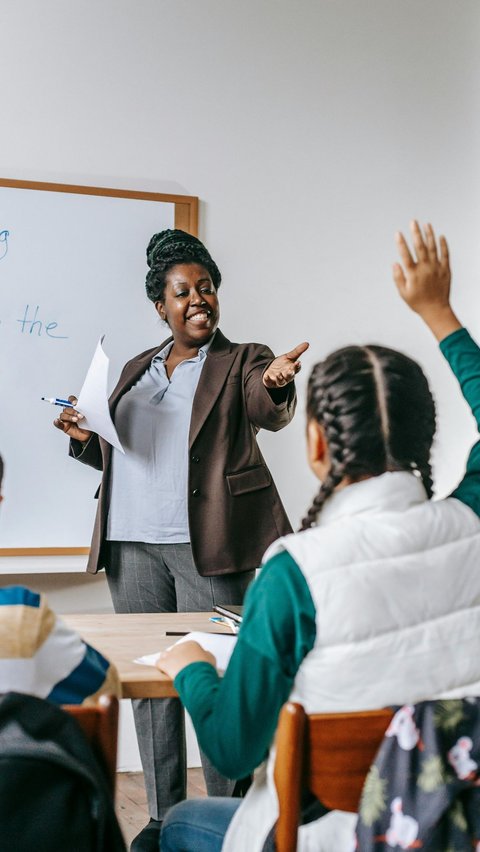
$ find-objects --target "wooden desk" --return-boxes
[63,612,229,699]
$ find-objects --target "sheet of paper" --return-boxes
[134,631,238,673]
[76,336,124,453]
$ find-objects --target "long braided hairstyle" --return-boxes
[299,345,436,530]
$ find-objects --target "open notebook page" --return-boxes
[134,631,237,673]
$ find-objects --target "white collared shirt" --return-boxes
[106,337,213,543]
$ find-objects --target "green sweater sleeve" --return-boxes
[440,328,480,516]
[174,550,316,779]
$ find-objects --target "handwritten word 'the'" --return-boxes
[17,305,68,339]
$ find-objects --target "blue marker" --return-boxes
[42,397,76,408]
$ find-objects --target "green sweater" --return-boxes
[175,327,480,780]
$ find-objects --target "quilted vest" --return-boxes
[223,471,480,852]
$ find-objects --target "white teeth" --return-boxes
[188,312,209,322]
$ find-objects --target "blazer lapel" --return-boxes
[100,338,171,468]
[189,329,234,448]
[108,337,172,414]
[104,331,233,451]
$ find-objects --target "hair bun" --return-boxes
[144,228,222,303]
[146,229,208,268]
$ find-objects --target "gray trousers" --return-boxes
[105,541,254,820]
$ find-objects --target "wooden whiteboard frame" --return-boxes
[0,178,198,236]
[0,178,198,558]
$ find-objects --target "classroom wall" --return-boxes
[1,0,479,774]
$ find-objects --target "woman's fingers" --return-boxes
[410,220,428,262]
[264,371,287,388]
[395,222,447,278]
[58,405,83,426]
[156,641,215,679]
[395,231,415,269]
[285,341,309,361]
[393,220,454,327]
[53,417,91,442]
[53,395,91,442]
[439,235,450,271]
[392,262,407,296]
[424,223,438,262]
[263,344,308,388]
[264,364,295,387]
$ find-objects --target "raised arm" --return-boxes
[393,220,461,341]
[393,220,480,513]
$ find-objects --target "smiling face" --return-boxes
[155,262,220,349]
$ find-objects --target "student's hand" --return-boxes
[263,341,310,388]
[53,396,92,443]
[393,221,461,341]
[156,641,216,680]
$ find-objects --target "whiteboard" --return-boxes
[0,180,198,552]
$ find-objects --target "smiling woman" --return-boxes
[53,228,308,852]
[154,262,220,375]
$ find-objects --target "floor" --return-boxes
[116,769,207,847]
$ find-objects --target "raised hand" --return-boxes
[263,341,310,389]
[53,395,92,443]
[393,221,461,341]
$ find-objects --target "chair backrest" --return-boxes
[273,702,393,852]
[63,694,119,794]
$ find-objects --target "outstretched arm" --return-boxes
[393,220,461,341]
[262,341,309,388]
[394,221,480,514]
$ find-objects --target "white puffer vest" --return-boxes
[223,472,480,852]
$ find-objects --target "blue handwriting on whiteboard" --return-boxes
[17,305,68,339]
[0,230,9,260]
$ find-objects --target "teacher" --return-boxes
[55,229,307,852]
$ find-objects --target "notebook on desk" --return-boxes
[214,604,244,624]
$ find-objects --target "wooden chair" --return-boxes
[274,702,393,852]
[63,694,119,794]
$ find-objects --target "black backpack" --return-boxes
[0,691,126,852]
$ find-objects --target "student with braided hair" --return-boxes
[157,221,480,852]
[298,341,436,529]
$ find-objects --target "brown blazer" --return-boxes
[71,329,296,576]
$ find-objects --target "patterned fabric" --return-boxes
[0,586,120,706]
[356,699,480,850]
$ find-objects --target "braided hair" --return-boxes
[145,229,222,303]
[299,345,436,530]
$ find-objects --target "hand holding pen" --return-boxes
[46,394,92,443]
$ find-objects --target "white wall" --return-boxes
[2,0,479,530]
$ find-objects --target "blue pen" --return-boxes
[41,397,76,408]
